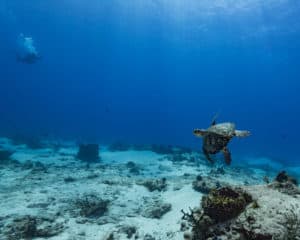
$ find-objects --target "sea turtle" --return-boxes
[193,118,250,165]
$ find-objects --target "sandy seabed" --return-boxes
[0,137,299,240]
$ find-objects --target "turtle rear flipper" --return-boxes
[235,130,250,137]
[203,147,214,164]
[222,147,231,165]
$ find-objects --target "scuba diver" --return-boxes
[16,33,41,64]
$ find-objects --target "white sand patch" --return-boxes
[162,185,201,224]
[119,185,201,240]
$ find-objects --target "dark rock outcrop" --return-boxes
[0,150,13,163]
[275,171,298,185]
[77,144,99,162]
[268,171,300,196]
[126,161,140,175]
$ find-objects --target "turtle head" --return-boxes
[235,130,250,137]
[193,129,206,137]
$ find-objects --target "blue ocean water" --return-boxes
[0,0,300,165]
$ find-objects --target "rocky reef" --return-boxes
[1,136,299,240]
[183,172,300,240]
[182,186,253,239]
[3,215,65,239]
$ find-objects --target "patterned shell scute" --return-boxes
[207,123,236,137]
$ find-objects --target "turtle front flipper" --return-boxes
[222,147,231,165]
[193,129,206,137]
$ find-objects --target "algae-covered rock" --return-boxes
[182,186,252,239]
[137,178,167,192]
[142,199,172,219]
[4,215,65,239]
[184,184,300,240]
[202,187,252,222]
[74,194,110,218]
[5,215,37,239]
